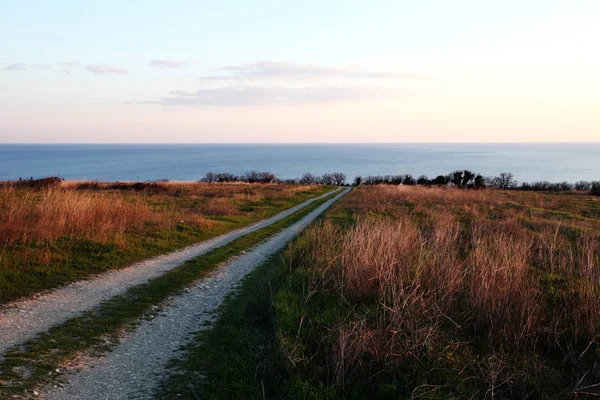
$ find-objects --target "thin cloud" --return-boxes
[85,65,128,75]
[2,63,51,71]
[3,63,28,71]
[199,61,426,81]
[148,60,187,68]
[140,86,399,107]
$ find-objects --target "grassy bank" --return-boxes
[0,189,340,397]
[0,181,330,304]
[272,186,600,398]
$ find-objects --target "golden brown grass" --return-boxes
[0,180,328,304]
[0,187,155,246]
[0,181,323,247]
[277,185,600,397]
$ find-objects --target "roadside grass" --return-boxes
[0,189,340,397]
[0,182,330,304]
[270,186,600,398]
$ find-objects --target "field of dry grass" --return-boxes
[275,185,600,398]
[0,181,329,304]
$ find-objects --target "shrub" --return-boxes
[487,172,517,189]
[388,175,403,185]
[417,175,429,185]
[574,181,591,191]
[257,171,275,183]
[402,174,416,185]
[331,172,346,186]
[474,174,486,188]
[558,181,573,191]
[449,170,463,186]
[592,181,600,196]
[6,176,64,189]
[320,173,335,185]
[243,171,260,183]
[362,175,385,185]
[461,170,475,186]
[202,172,216,183]
[299,173,318,185]
[216,172,238,182]
[432,175,448,185]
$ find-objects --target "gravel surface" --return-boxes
[0,189,341,356]
[42,187,350,400]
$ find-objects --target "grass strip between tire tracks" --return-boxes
[156,250,290,400]
[0,189,341,397]
[155,194,346,399]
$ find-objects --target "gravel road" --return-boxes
[41,187,350,400]
[0,188,341,356]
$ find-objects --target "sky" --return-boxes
[0,0,599,143]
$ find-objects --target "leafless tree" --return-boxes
[332,172,346,185]
[299,173,318,185]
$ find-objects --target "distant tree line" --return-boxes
[353,170,600,196]
[355,170,488,188]
[0,176,64,189]
[199,169,600,196]
[202,171,278,184]
[200,171,347,186]
[9,171,597,196]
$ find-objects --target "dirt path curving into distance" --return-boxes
[0,188,342,356]
[42,187,350,400]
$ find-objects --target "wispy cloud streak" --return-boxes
[199,61,426,81]
[2,63,51,71]
[147,60,187,68]
[140,86,399,107]
[85,65,128,75]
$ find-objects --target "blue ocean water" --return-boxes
[0,143,598,183]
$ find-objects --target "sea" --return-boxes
[0,143,599,183]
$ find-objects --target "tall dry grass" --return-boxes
[0,180,330,305]
[284,185,600,395]
[0,181,324,248]
[0,187,155,246]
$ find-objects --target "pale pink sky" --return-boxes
[1,1,599,143]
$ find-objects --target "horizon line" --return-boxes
[2,141,600,146]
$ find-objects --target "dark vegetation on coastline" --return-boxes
[200,170,600,195]
[355,171,600,195]
[200,171,347,186]
[5,170,599,195]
